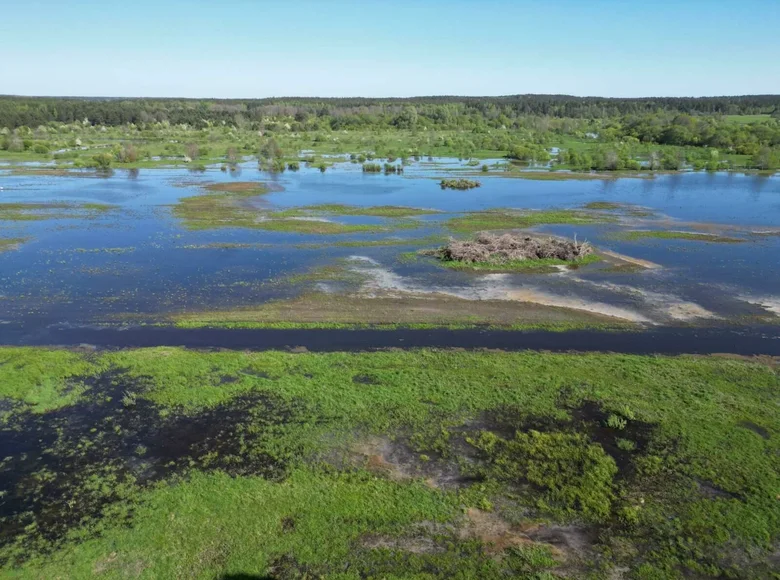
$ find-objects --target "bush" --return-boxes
[92,153,113,169]
[287,161,300,171]
[33,143,50,154]
[440,178,481,190]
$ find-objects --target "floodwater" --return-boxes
[1,158,779,335]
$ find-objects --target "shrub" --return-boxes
[92,152,113,169]
[287,161,300,171]
[606,414,628,430]
[440,178,481,190]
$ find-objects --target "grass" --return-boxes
[0,237,28,252]
[171,190,426,234]
[288,204,441,218]
[171,291,623,328]
[0,347,778,578]
[618,230,746,243]
[447,209,614,232]
[0,202,113,222]
[434,253,602,272]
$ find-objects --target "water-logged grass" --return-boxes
[447,209,615,233]
[0,347,777,578]
[619,230,746,243]
[285,204,441,218]
[170,291,623,329]
[171,190,427,234]
[0,202,113,222]
[0,238,28,252]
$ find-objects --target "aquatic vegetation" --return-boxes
[0,348,777,577]
[0,237,27,252]
[440,178,481,190]
[0,202,113,222]
[171,188,409,234]
[290,204,440,218]
[447,209,613,232]
[619,230,746,243]
[172,291,631,329]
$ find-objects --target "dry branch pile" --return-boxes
[431,232,593,263]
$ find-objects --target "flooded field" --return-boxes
[1,159,779,336]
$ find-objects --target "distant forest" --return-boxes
[1,94,779,129]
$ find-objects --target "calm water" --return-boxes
[1,159,779,329]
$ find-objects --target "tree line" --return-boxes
[1,94,778,130]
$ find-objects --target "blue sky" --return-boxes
[2,0,778,98]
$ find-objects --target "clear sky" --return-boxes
[2,0,778,98]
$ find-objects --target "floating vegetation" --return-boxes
[0,202,113,222]
[0,237,28,252]
[447,209,613,232]
[440,178,481,190]
[618,230,746,243]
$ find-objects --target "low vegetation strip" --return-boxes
[0,237,28,252]
[171,191,423,233]
[0,348,777,578]
[0,202,113,222]
[447,209,614,232]
[618,230,746,243]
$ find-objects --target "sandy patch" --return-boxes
[738,295,780,316]
[506,289,652,323]
[348,256,650,323]
[599,249,662,270]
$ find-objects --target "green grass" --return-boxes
[0,347,778,577]
[723,114,773,125]
[0,202,113,222]
[171,189,425,234]
[434,253,602,272]
[0,348,106,412]
[0,237,28,252]
[447,209,614,232]
[618,230,746,243]
[288,204,441,218]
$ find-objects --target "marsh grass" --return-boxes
[0,237,28,252]
[0,202,113,222]
[0,348,777,578]
[618,230,746,243]
[447,209,614,232]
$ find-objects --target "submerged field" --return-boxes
[0,347,777,578]
[0,161,779,336]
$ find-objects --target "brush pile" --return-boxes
[431,232,593,263]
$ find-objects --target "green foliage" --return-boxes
[440,178,481,190]
[447,209,612,232]
[0,348,778,577]
[606,414,628,430]
[91,152,113,169]
[470,430,618,521]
